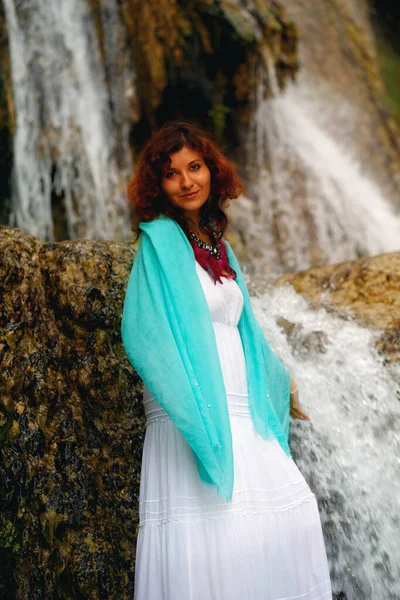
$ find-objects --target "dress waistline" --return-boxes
[143,392,251,424]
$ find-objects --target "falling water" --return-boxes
[3,5,400,596]
[3,0,136,241]
[253,284,400,599]
[242,59,400,274]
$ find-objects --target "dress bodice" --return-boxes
[195,261,244,327]
[142,259,246,407]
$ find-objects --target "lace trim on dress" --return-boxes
[140,479,307,505]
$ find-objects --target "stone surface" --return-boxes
[277,251,400,363]
[0,226,143,599]
[121,0,298,150]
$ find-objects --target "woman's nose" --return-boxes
[180,172,194,189]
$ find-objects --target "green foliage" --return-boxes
[375,33,400,124]
[208,103,231,142]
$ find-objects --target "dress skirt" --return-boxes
[134,261,332,599]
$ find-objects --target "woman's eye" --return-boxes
[165,171,175,179]
[191,163,200,171]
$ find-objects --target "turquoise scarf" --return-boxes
[121,215,291,501]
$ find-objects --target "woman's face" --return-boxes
[161,146,211,223]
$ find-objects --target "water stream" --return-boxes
[242,60,400,274]
[254,284,400,599]
[3,0,135,241]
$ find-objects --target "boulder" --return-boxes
[0,226,143,599]
[277,252,400,363]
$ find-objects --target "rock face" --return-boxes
[119,0,299,151]
[277,252,400,364]
[0,226,143,599]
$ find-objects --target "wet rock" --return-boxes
[0,226,143,599]
[277,252,400,363]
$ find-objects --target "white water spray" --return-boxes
[3,0,136,241]
[254,284,400,599]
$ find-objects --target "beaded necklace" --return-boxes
[188,220,237,284]
[188,227,221,259]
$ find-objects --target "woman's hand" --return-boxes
[290,379,311,421]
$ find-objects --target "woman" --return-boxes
[121,121,332,599]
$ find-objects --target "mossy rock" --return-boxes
[0,226,144,599]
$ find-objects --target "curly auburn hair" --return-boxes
[128,121,244,241]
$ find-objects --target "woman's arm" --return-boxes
[289,378,311,421]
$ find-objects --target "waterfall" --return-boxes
[244,58,400,273]
[4,1,400,258]
[3,4,400,596]
[3,0,136,241]
[253,284,400,599]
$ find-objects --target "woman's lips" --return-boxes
[181,190,199,199]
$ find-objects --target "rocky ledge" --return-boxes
[277,252,400,364]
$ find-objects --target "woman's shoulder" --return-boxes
[139,215,176,236]
[138,216,192,262]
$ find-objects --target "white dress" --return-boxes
[134,261,332,600]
